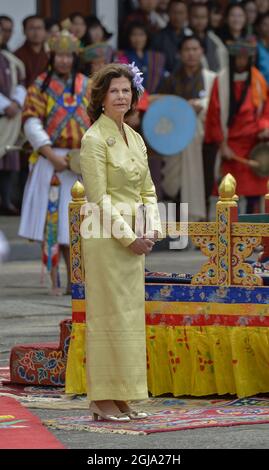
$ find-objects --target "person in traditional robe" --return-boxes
[18,30,91,295]
[15,15,48,88]
[205,38,269,213]
[0,24,26,214]
[157,34,216,221]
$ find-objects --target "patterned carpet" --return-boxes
[0,396,65,448]
[3,367,269,435]
[43,397,269,435]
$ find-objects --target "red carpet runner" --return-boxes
[0,396,65,449]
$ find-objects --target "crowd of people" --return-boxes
[1,0,269,288]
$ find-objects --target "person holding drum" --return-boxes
[156,33,216,221]
[205,37,269,213]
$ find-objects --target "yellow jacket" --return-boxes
[80,113,162,247]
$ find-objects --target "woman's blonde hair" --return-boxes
[88,63,139,122]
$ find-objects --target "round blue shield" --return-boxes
[142,95,197,156]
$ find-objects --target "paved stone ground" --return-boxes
[0,216,268,449]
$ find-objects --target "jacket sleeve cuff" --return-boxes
[113,226,137,247]
[24,117,52,150]
[120,234,137,247]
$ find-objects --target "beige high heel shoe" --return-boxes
[114,401,149,420]
[89,402,131,422]
[125,410,149,420]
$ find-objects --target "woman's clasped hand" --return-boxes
[129,237,155,255]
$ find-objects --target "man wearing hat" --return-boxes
[205,37,269,213]
[80,42,114,76]
[19,30,91,295]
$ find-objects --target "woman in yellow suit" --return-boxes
[80,63,162,422]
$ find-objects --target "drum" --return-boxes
[68,149,81,174]
[142,95,197,156]
[250,143,269,178]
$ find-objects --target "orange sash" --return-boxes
[251,66,268,111]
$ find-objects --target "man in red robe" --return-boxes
[205,37,269,213]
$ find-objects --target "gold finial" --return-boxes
[218,174,237,205]
[71,181,86,201]
[227,174,239,201]
[227,173,236,187]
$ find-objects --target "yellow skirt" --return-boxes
[81,236,148,401]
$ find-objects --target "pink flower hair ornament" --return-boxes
[126,62,144,96]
